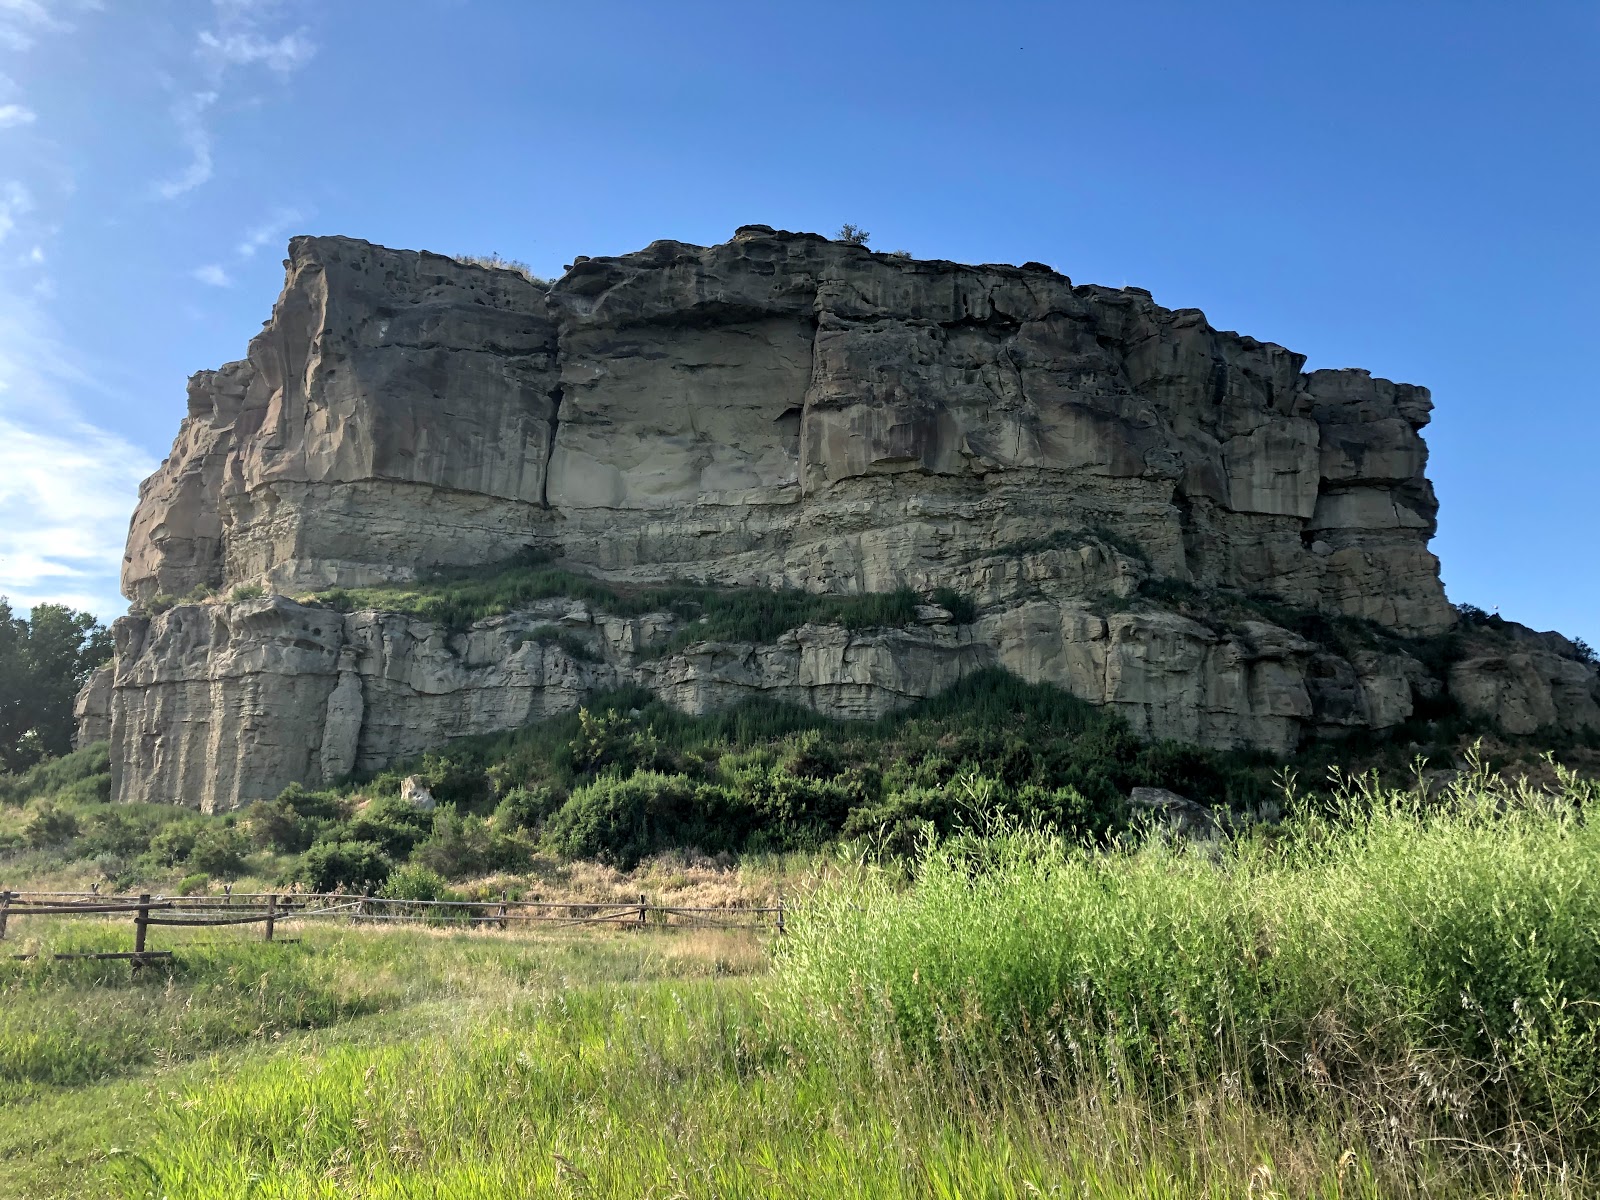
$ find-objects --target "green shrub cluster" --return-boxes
[330,669,1267,873]
[0,744,256,886]
[0,672,1259,890]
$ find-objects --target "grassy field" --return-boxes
[4,765,1597,1198]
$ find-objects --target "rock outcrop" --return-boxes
[90,226,1594,812]
[1448,626,1600,738]
[125,228,1450,633]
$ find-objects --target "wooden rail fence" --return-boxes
[0,888,784,969]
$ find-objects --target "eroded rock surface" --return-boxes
[1449,627,1600,737]
[125,228,1450,633]
[95,225,1548,811]
[102,590,1446,811]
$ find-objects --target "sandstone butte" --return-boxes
[73,226,1600,812]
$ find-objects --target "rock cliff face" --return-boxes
[90,226,1597,811]
[126,228,1450,630]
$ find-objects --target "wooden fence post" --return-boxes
[638,893,647,928]
[497,890,508,932]
[264,893,277,942]
[777,894,785,936]
[0,890,11,941]
[133,893,151,971]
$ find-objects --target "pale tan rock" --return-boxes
[100,226,1482,811]
[400,777,435,810]
[123,228,1453,635]
[106,599,346,813]
[1450,646,1600,737]
[72,664,114,748]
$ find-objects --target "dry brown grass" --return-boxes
[458,847,834,909]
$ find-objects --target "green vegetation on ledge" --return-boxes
[302,551,932,649]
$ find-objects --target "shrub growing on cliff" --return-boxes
[929,587,976,623]
[452,252,549,285]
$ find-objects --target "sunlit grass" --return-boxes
[5,768,1597,1197]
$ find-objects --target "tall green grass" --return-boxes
[110,976,1436,1199]
[11,773,1600,1197]
[776,764,1600,1155]
[0,927,379,1089]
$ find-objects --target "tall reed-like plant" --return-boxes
[775,765,1600,1152]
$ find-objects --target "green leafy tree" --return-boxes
[0,597,114,771]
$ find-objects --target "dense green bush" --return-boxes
[246,784,348,852]
[23,800,79,847]
[146,822,200,867]
[843,773,1102,856]
[543,771,724,868]
[296,841,391,893]
[412,808,527,878]
[341,796,435,860]
[357,669,1274,870]
[188,825,250,879]
[543,754,870,867]
[491,786,558,832]
[378,863,455,902]
[81,808,159,859]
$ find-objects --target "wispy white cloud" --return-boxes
[154,1,317,201]
[0,0,71,52]
[0,103,36,127]
[153,90,216,200]
[0,180,31,243]
[192,262,231,286]
[197,28,314,74]
[0,295,155,620]
[235,205,302,258]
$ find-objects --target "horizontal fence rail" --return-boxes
[0,887,785,969]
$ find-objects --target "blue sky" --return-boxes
[0,1,1595,645]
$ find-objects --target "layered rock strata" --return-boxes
[89,591,1418,811]
[125,228,1450,633]
[91,226,1597,812]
